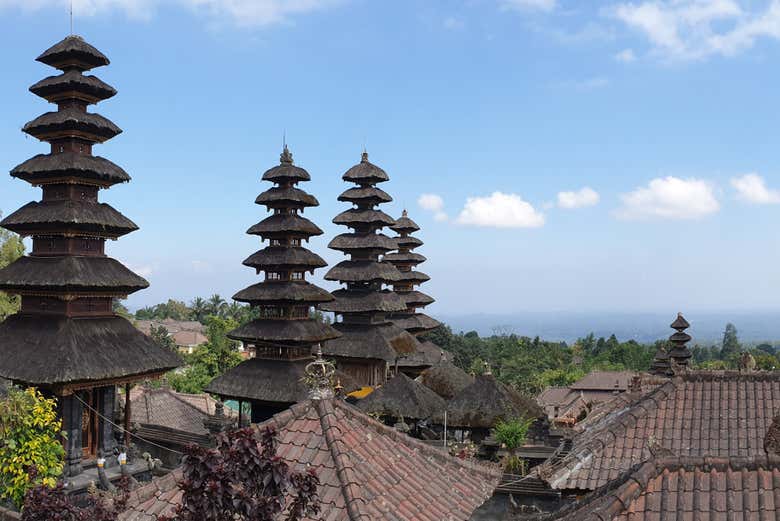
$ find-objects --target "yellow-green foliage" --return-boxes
[0,388,64,508]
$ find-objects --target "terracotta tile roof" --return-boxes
[539,456,780,521]
[537,387,572,407]
[120,398,500,521]
[534,371,780,492]
[570,371,637,392]
[119,470,183,521]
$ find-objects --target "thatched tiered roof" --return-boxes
[420,359,473,400]
[0,35,180,389]
[357,372,446,420]
[434,374,544,429]
[207,147,339,413]
[322,152,419,384]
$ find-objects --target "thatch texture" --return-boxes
[390,215,420,234]
[333,208,395,227]
[0,256,148,294]
[320,289,406,314]
[342,152,389,184]
[324,260,402,283]
[23,108,121,142]
[36,35,109,71]
[233,281,334,304]
[338,186,392,204]
[383,252,426,264]
[324,321,419,362]
[398,340,450,369]
[395,270,431,284]
[242,247,326,271]
[30,70,116,102]
[261,163,310,183]
[328,232,397,252]
[396,236,423,248]
[2,200,138,237]
[392,313,441,332]
[228,319,340,344]
[11,153,130,186]
[434,375,544,428]
[206,358,310,404]
[398,290,435,307]
[255,187,318,208]
[0,315,180,385]
[246,213,322,238]
[357,373,446,420]
[420,360,473,400]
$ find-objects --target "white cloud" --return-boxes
[500,0,556,12]
[130,265,154,278]
[417,193,448,222]
[614,48,637,62]
[616,176,720,220]
[608,0,780,61]
[443,16,464,30]
[0,0,342,27]
[456,192,545,228]
[731,173,780,204]
[558,187,600,209]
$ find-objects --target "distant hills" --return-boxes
[437,311,780,345]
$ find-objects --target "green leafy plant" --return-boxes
[493,418,534,474]
[0,388,64,508]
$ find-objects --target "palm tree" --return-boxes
[207,294,227,318]
[190,297,208,323]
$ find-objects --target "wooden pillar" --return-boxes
[61,394,83,477]
[238,400,243,427]
[98,386,117,466]
[124,383,131,449]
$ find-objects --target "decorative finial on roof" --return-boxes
[483,362,492,376]
[361,150,369,163]
[304,345,336,400]
[280,145,293,164]
[402,209,408,218]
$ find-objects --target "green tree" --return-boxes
[0,388,64,508]
[721,323,742,360]
[150,324,176,352]
[190,297,209,323]
[0,216,24,322]
[493,418,534,474]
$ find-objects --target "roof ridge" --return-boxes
[332,398,501,480]
[313,399,370,521]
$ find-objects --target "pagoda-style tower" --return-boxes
[668,312,692,368]
[321,152,419,387]
[206,146,341,423]
[385,210,441,336]
[0,36,180,476]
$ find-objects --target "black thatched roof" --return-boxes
[342,152,389,184]
[29,70,116,103]
[11,153,130,186]
[233,281,334,305]
[392,313,441,333]
[325,260,402,283]
[36,35,109,71]
[323,321,419,362]
[397,340,449,369]
[396,236,423,249]
[394,270,431,284]
[228,319,340,344]
[23,108,121,143]
[328,233,397,253]
[390,214,420,234]
[261,146,310,183]
[206,358,309,404]
[333,208,395,227]
[420,360,473,400]
[671,313,690,329]
[0,314,180,386]
[357,373,446,420]
[383,252,426,265]
[1,200,138,238]
[397,290,435,307]
[255,187,318,208]
[434,375,544,428]
[320,289,406,314]
[0,256,148,294]
[247,213,323,239]
[242,247,327,271]
[338,186,392,205]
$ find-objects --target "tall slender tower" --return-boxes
[0,36,180,476]
[321,152,419,386]
[206,146,340,423]
[385,210,441,335]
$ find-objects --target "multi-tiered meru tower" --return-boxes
[206,146,340,423]
[0,36,180,476]
[321,152,419,387]
[385,211,441,335]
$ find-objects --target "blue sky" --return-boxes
[2,0,780,316]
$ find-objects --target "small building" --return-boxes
[135,319,207,354]
[537,370,637,425]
